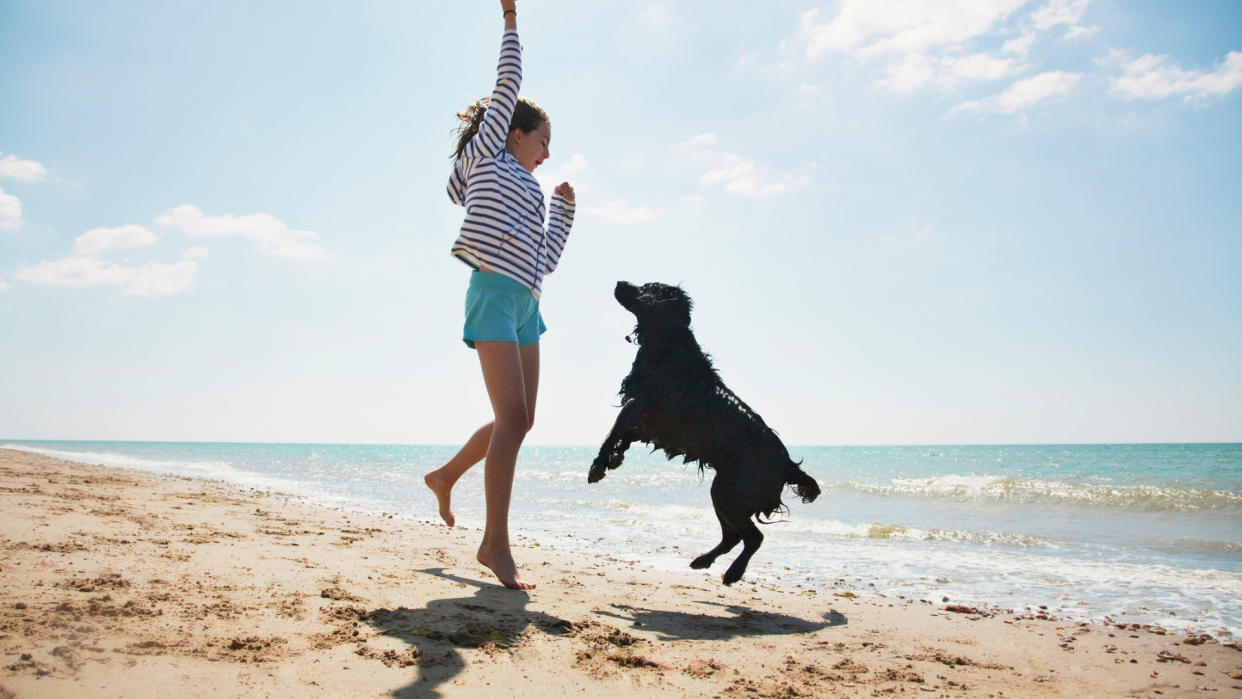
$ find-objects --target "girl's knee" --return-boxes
[495,410,531,437]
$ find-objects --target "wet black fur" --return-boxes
[589,281,821,585]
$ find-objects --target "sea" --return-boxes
[3,440,1240,638]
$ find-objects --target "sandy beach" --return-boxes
[1,448,1239,697]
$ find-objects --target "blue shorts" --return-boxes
[462,271,546,349]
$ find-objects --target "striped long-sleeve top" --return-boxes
[448,29,575,299]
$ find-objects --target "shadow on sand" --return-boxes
[362,567,573,698]
[597,600,847,642]
[364,569,847,696]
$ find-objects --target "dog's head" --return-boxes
[615,281,693,336]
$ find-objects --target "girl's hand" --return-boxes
[554,182,575,203]
[501,0,516,13]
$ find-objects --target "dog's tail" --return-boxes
[786,461,821,503]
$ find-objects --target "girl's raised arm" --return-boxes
[502,0,516,30]
[459,2,522,161]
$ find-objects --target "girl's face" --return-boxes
[507,121,551,173]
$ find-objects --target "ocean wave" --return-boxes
[1,443,313,497]
[1148,538,1242,557]
[525,467,710,488]
[774,518,1048,547]
[840,474,1242,511]
[552,497,1050,548]
[4,443,230,474]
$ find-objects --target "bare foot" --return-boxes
[477,546,535,590]
[423,471,455,527]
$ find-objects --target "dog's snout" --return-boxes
[614,281,638,305]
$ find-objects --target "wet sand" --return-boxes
[2,448,1239,697]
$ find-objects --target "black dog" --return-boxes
[589,281,821,585]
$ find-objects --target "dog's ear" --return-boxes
[634,284,663,313]
[631,283,693,329]
[655,284,693,328]
[671,285,693,316]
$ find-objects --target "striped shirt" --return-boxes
[448,29,575,299]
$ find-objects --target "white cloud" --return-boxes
[0,187,21,230]
[582,199,662,225]
[12,255,199,296]
[1031,0,1098,40]
[6,201,318,297]
[950,70,1081,115]
[879,54,938,92]
[948,53,1022,82]
[1031,0,1090,29]
[72,224,159,255]
[1064,24,1099,40]
[0,153,47,182]
[794,1,1029,93]
[1107,50,1242,102]
[182,246,210,260]
[798,1,1027,60]
[787,1,1108,96]
[681,194,705,207]
[155,205,329,261]
[672,133,810,197]
[702,157,806,196]
[0,278,8,291]
[534,153,659,223]
[1003,30,1037,57]
[880,51,1022,92]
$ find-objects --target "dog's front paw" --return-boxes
[588,460,607,483]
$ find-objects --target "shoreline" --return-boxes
[2,448,1239,697]
[5,440,1238,641]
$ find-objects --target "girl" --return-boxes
[425,0,576,590]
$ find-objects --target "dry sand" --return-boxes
[1,447,1239,697]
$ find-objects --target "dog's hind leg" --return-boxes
[588,399,642,483]
[721,510,763,586]
[690,509,741,571]
[690,477,742,572]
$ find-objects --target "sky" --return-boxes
[1,0,1239,446]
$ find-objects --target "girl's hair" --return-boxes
[452,97,549,160]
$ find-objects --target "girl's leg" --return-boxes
[518,341,540,429]
[424,422,494,527]
[423,344,539,528]
[475,340,539,590]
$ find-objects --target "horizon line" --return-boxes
[3,438,1239,449]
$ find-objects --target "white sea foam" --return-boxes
[744,536,1242,637]
[6,443,227,475]
[772,518,1049,547]
[841,473,1242,511]
[525,466,708,489]
[1,443,315,499]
